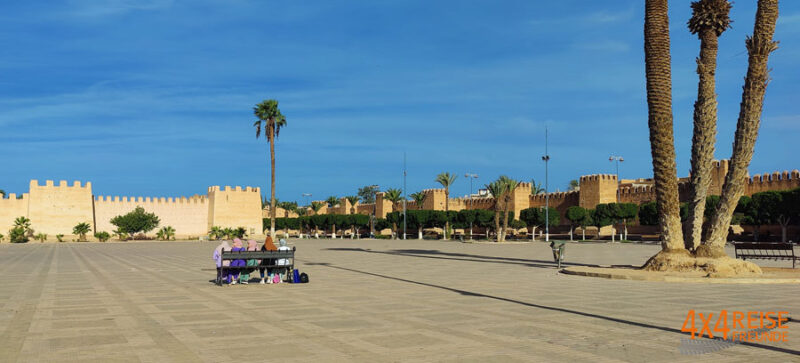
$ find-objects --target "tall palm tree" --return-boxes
[410,192,426,210]
[643,0,686,255]
[326,196,339,238]
[310,201,324,215]
[704,0,779,256]
[253,99,287,239]
[485,181,507,242]
[435,172,457,240]
[530,180,545,195]
[499,176,519,242]
[384,188,403,238]
[685,0,732,251]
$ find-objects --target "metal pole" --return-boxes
[403,153,407,240]
[543,127,550,242]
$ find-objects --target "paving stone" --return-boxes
[0,241,798,362]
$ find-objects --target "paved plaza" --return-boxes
[0,239,798,362]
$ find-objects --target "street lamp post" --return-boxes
[403,153,407,240]
[465,173,478,240]
[542,127,550,242]
[609,155,624,241]
[369,185,379,238]
[609,155,623,203]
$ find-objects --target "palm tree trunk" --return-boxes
[644,0,685,252]
[686,26,722,251]
[501,200,510,242]
[704,0,778,256]
[494,208,501,242]
[444,189,450,240]
[269,126,277,239]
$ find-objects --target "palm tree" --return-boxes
[73,222,92,242]
[346,196,359,238]
[326,196,339,238]
[253,99,287,240]
[643,0,686,258]
[685,0,732,251]
[310,201,324,215]
[345,196,359,214]
[384,188,403,238]
[410,192,426,210]
[703,0,779,257]
[485,181,507,242]
[278,201,297,237]
[209,226,222,240]
[435,172,457,240]
[157,226,176,241]
[530,180,545,195]
[499,176,519,242]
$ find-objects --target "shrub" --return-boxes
[56,234,64,242]
[73,222,92,242]
[0,233,4,242]
[156,226,175,241]
[35,233,47,242]
[10,227,28,243]
[110,207,160,236]
[95,231,111,242]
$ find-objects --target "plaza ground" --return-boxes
[0,239,798,362]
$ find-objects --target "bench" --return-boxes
[218,247,296,285]
[734,242,798,268]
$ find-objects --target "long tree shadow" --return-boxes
[302,260,798,357]
[323,247,600,269]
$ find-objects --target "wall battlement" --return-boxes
[95,195,207,204]
[30,179,92,190]
[208,185,260,193]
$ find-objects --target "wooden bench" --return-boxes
[218,247,296,285]
[734,242,798,268]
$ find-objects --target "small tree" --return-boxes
[35,233,47,243]
[10,216,32,243]
[95,231,111,242]
[0,233,4,242]
[590,206,613,238]
[612,203,639,240]
[209,226,223,240]
[73,222,92,242]
[156,226,176,241]
[358,185,380,204]
[565,206,587,241]
[520,207,559,241]
[56,234,64,242]
[110,207,160,237]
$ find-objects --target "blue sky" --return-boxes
[1,0,798,203]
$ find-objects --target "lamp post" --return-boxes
[302,193,312,207]
[609,155,623,203]
[542,127,550,242]
[403,153,407,240]
[369,185,379,238]
[609,155,623,241]
[465,173,478,240]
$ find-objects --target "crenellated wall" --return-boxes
[530,191,580,220]
[2,180,264,240]
[745,170,800,195]
[208,185,262,235]
[0,193,29,236]
[95,194,208,237]
[578,174,618,208]
[27,180,94,235]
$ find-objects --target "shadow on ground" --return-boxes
[302,260,798,356]
[324,247,597,269]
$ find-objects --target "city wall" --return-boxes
[3,180,262,240]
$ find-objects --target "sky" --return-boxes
[1,0,798,203]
